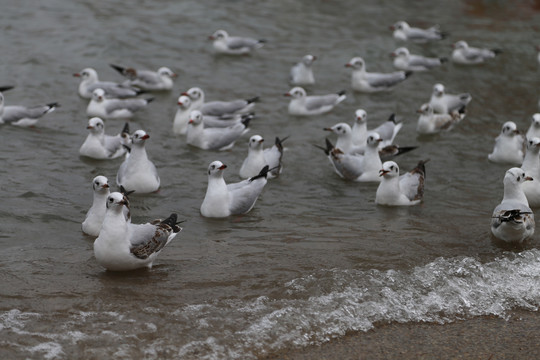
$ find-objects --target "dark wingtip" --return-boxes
[414,158,430,176]
[121,122,130,134]
[46,102,60,108]
[337,90,346,96]
[110,64,126,74]
[492,48,503,55]
[440,57,448,63]
[258,39,268,44]
[250,165,270,181]
[161,213,183,232]
[146,97,155,103]
[0,85,14,92]
[396,146,417,156]
[119,185,135,197]
[246,96,260,104]
[404,71,414,78]
[275,135,289,148]
[242,116,252,128]
[388,113,396,123]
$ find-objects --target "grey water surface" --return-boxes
[2,0,540,358]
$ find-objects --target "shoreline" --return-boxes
[263,310,540,359]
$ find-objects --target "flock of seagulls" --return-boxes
[3,21,538,271]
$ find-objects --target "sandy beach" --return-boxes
[264,311,540,359]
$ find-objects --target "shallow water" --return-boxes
[2,0,540,358]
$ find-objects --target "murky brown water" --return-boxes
[2,0,540,358]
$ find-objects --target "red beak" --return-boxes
[141,134,150,140]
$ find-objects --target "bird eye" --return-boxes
[95,181,99,185]
[108,198,114,202]
[390,166,394,170]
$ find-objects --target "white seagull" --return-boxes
[488,121,525,165]
[350,111,404,151]
[429,83,472,115]
[173,95,193,135]
[391,47,447,71]
[491,168,534,244]
[416,103,465,134]
[376,160,428,206]
[209,29,266,55]
[94,192,182,271]
[390,21,447,42]
[521,137,540,208]
[82,176,111,237]
[186,110,250,151]
[87,88,154,120]
[526,113,540,141]
[73,68,144,99]
[79,117,130,159]
[0,95,58,127]
[451,40,501,65]
[181,87,258,117]
[345,57,412,93]
[324,132,385,182]
[284,86,346,116]
[239,135,287,179]
[290,54,316,85]
[117,129,160,193]
[201,161,270,218]
[109,64,177,91]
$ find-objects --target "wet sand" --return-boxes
[264,311,540,359]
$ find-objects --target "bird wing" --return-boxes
[202,123,247,150]
[128,214,180,260]
[365,72,406,88]
[227,176,267,214]
[304,94,339,111]
[201,100,249,116]
[226,36,259,49]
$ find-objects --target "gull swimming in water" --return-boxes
[390,21,447,42]
[351,111,404,150]
[376,160,428,206]
[521,137,540,208]
[79,117,130,159]
[451,40,502,65]
[186,110,251,151]
[181,87,258,117]
[73,68,144,99]
[429,83,472,115]
[82,176,111,237]
[117,129,160,193]
[239,135,287,179]
[526,113,540,140]
[94,192,182,271]
[209,29,266,55]
[416,103,465,134]
[390,47,447,71]
[491,167,534,244]
[345,56,412,93]
[284,86,346,116]
[488,121,525,165]
[86,88,154,120]
[201,161,270,218]
[109,64,177,91]
[290,54,316,85]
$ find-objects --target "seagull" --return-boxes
[73,68,144,99]
[284,86,346,116]
[351,111,404,150]
[429,83,472,115]
[239,135,287,179]
[390,21,447,42]
[521,137,540,208]
[290,54,316,85]
[87,88,154,120]
[109,64,177,91]
[79,117,130,159]
[526,113,540,140]
[94,192,182,271]
[181,87,258,117]
[488,121,525,165]
[376,160,428,206]
[416,103,465,134]
[173,95,193,135]
[186,110,250,151]
[390,47,447,71]
[0,95,58,127]
[117,129,160,193]
[451,40,502,65]
[82,176,111,237]
[201,161,270,218]
[345,57,412,93]
[491,167,534,244]
[324,123,365,154]
[209,29,266,55]
[323,132,386,182]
